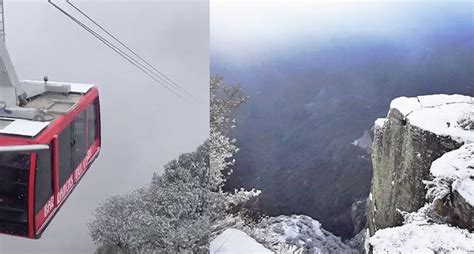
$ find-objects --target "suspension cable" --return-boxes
[66,0,194,100]
[50,0,190,102]
[48,0,192,102]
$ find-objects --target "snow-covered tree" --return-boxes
[209,75,247,189]
[89,76,258,253]
[209,76,260,235]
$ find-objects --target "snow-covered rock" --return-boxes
[429,143,474,206]
[210,228,273,254]
[249,215,357,253]
[390,94,472,116]
[390,94,474,143]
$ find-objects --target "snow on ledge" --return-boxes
[390,94,474,143]
[390,96,422,115]
[374,118,387,129]
[431,143,474,180]
[210,228,273,254]
[430,143,474,206]
[390,94,472,116]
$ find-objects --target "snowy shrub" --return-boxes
[423,177,452,203]
[209,76,260,230]
[397,204,444,225]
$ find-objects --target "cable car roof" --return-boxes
[0,81,94,138]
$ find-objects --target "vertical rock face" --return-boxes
[367,95,473,236]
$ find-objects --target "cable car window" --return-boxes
[58,124,73,187]
[35,148,52,214]
[0,152,29,236]
[87,101,97,147]
[73,111,86,170]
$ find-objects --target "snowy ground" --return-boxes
[210,228,273,254]
[369,220,474,253]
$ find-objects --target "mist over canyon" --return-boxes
[211,2,473,238]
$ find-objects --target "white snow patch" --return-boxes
[210,228,273,254]
[390,94,474,143]
[369,222,474,253]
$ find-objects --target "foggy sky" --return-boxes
[211,1,473,65]
[1,1,209,253]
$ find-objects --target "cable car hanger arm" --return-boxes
[0,144,49,153]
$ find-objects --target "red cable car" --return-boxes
[0,1,101,238]
[0,84,101,239]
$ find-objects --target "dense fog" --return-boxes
[1,1,208,253]
[211,2,473,238]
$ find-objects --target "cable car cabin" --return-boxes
[0,83,101,239]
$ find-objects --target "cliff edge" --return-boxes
[366,94,474,252]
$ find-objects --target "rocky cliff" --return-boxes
[366,94,474,252]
